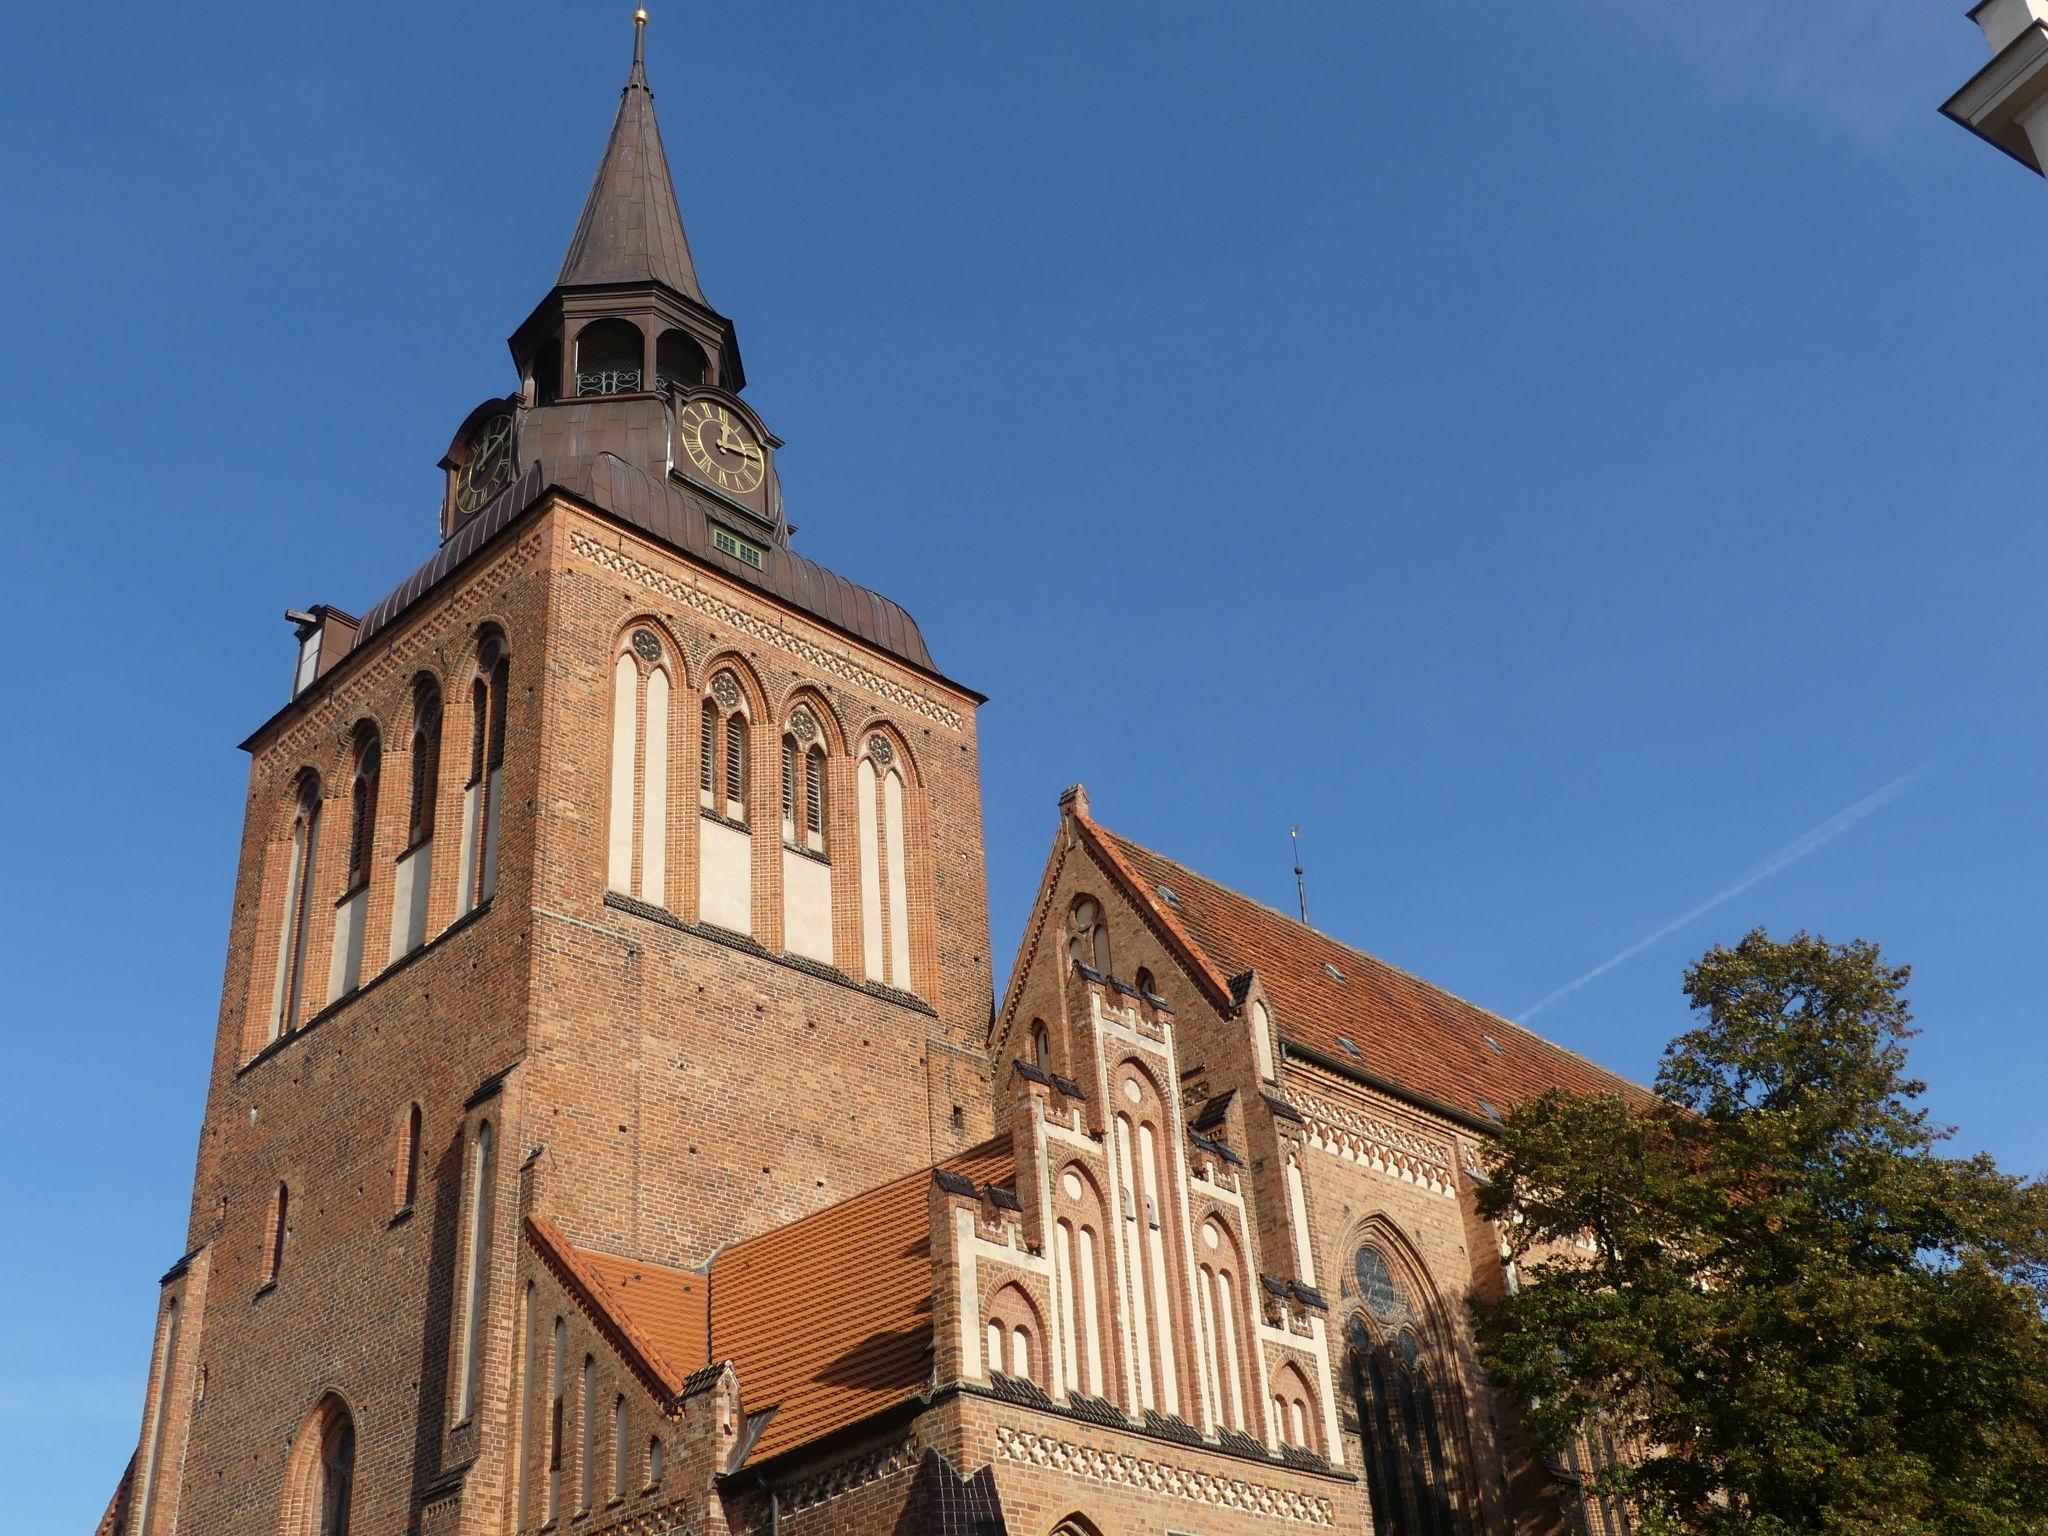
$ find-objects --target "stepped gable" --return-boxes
[1078,813,1650,1126]
[542,1138,1013,1468]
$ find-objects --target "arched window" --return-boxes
[265,1181,289,1284]
[271,773,322,1040]
[856,733,914,990]
[455,1121,495,1423]
[780,706,833,964]
[345,730,380,894]
[579,1355,597,1512]
[982,1284,1044,1384]
[458,635,509,916]
[1271,1360,1319,1455]
[394,1103,422,1212]
[780,711,828,857]
[1199,1218,1250,1431]
[647,1434,663,1487]
[607,628,671,904]
[698,671,753,934]
[1053,1163,1111,1402]
[655,329,708,392]
[1030,1020,1051,1069]
[1251,996,1277,1080]
[392,679,441,961]
[574,317,644,396]
[547,1318,566,1525]
[284,1397,357,1536]
[612,1394,629,1501]
[1135,966,1156,999]
[330,727,380,999]
[1346,1243,1470,1535]
[1067,896,1111,975]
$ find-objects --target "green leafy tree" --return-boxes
[1471,929,2048,1536]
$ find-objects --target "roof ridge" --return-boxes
[719,1135,1013,1262]
[526,1214,698,1394]
[1097,824,1645,1097]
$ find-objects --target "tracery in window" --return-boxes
[779,704,834,964]
[1346,1242,1470,1535]
[698,670,753,934]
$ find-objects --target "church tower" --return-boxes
[110,18,994,1535]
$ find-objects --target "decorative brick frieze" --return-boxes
[1292,1087,1458,1199]
[991,1425,1339,1526]
[569,530,966,731]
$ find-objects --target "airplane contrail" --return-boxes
[1515,764,1932,1024]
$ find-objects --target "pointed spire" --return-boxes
[556,9,705,301]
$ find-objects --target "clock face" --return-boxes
[455,415,513,514]
[677,400,766,496]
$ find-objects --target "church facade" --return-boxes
[99,23,1641,1536]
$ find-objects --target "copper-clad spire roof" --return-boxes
[556,12,705,301]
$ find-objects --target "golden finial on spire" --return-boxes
[632,6,648,73]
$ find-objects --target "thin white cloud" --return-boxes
[1517,763,1932,1024]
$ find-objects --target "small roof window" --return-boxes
[1322,962,1346,983]
[1156,882,1180,907]
[1336,1036,1363,1062]
[1482,1034,1503,1055]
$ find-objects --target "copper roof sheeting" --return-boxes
[557,34,705,301]
[353,445,939,676]
[542,1138,1012,1469]
[1080,816,1648,1126]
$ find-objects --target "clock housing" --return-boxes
[669,387,782,533]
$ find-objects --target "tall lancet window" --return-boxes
[458,633,510,916]
[391,677,440,962]
[779,706,832,963]
[271,773,323,1040]
[606,628,671,905]
[328,726,379,1002]
[856,733,913,990]
[697,670,752,933]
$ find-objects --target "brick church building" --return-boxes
[98,20,1643,1536]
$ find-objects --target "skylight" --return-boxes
[1322,962,1345,983]
[1337,1036,1363,1062]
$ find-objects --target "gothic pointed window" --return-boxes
[697,672,753,934]
[271,774,322,1040]
[1346,1245,1471,1536]
[856,733,915,990]
[455,1120,495,1423]
[318,1413,355,1536]
[459,634,509,915]
[345,731,380,894]
[607,629,670,904]
[392,678,440,961]
[779,707,833,964]
[329,727,380,1000]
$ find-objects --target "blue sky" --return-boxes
[1,2,2040,1526]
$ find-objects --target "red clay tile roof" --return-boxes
[543,1138,1014,1469]
[1080,817,1648,1126]
[528,1215,707,1399]
[94,1453,134,1536]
